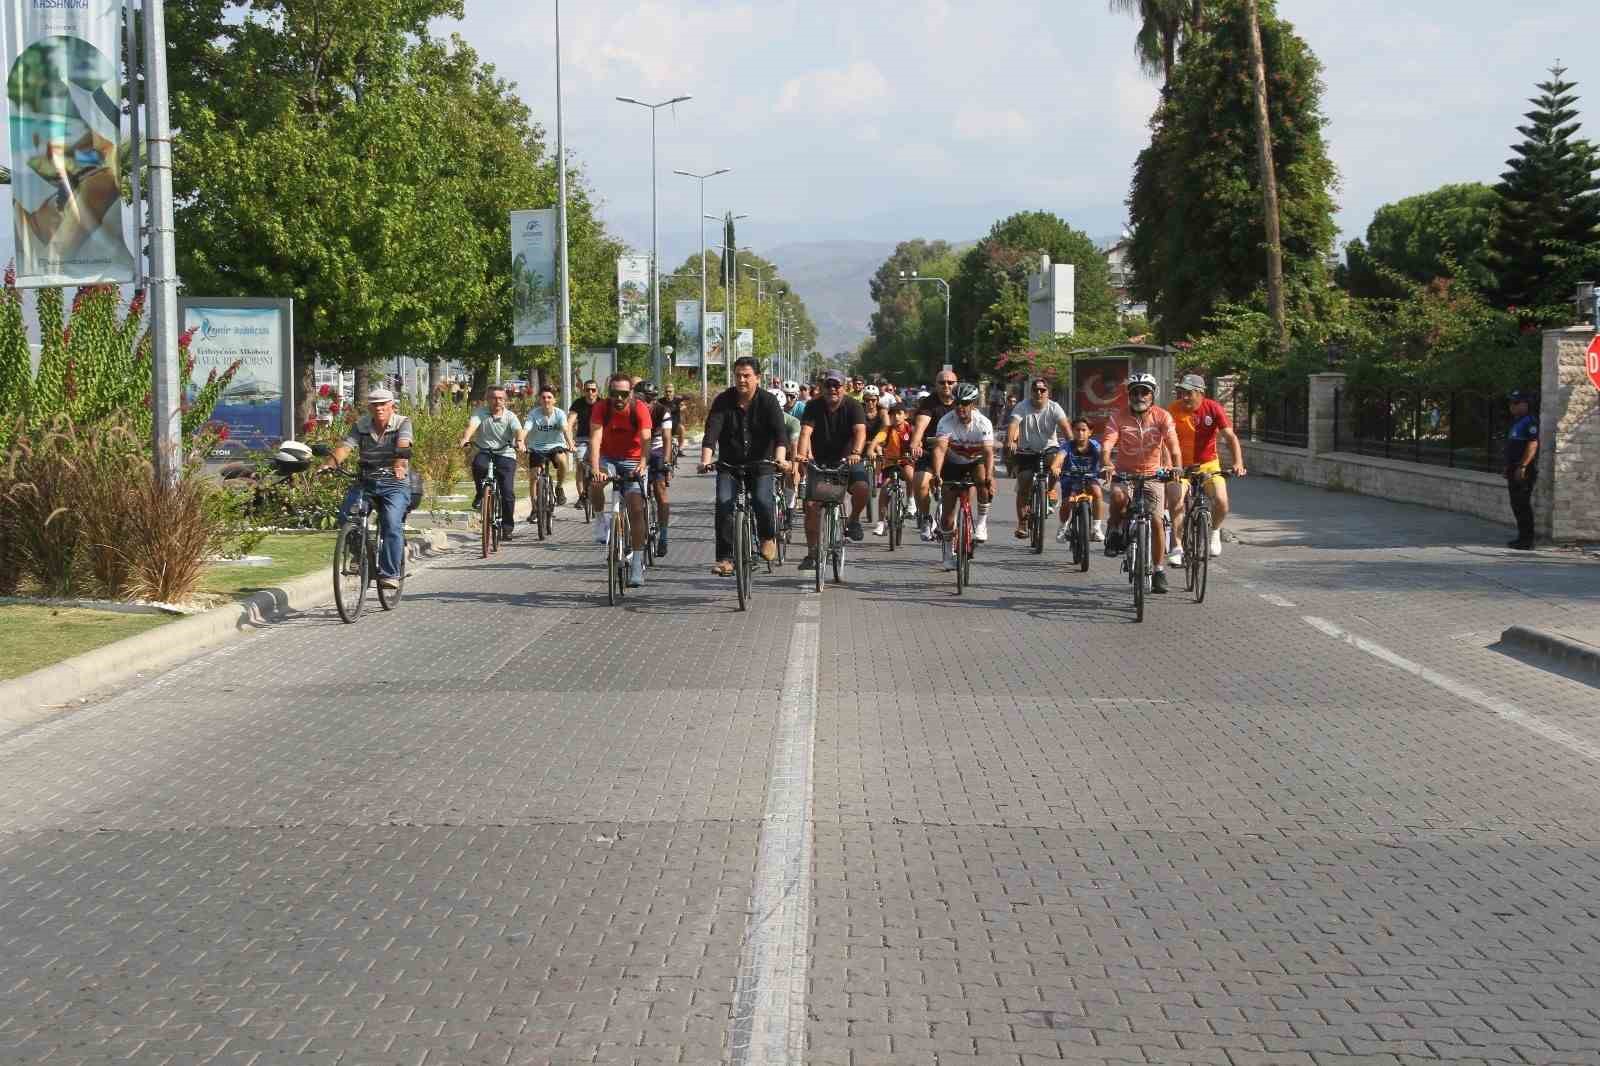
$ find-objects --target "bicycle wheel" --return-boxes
[332,519,367,623]
[954,503,967,594]
[1030,479,1046,554]
[887,489,901,551]
[534,476,548,541]
[643,496,657,569]
[1133,518,1146,623]
[735,510,752,611]
[830,510,843,585]
[1075,499,1092,573]
[607,512,624,604]
[376,520,405,611]
[961,499,974,587]
[1190,508,1210,604]
[580,472,594,523]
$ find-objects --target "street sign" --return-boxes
[1587,335,1600,391]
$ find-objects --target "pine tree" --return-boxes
[1489,66,1600,311]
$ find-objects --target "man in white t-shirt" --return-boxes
[930,382,996,569]
[1005,377,1072,539]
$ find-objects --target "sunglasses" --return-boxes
[1033,385,1049,393]
[825,382,844,389]
[937,380,956,387]
[610,389,631,399]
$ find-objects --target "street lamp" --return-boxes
[673,168,728,407]
[900,270,951,375]
[617,93,692,386]
[705,212,748,386]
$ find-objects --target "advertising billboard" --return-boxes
[674,299,701,368]
[510,208,557,346]
[617,255,649,344]
[179,298,295,457]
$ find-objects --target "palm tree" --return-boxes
[1243,0,1286,347]
[1108,0,1207,85]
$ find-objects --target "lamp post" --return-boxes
[705,212,748,387]
[616,93,691,386]
[555,0,573,409]
[900,270,950,377]
[673,168,728,407]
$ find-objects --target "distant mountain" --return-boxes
[765,240,894,356]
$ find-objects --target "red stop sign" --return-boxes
[1589,335,1600,391]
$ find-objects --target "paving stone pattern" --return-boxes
[2,472,1598,1064]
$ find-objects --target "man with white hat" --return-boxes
[1166,373,1245,564]
[320,387,414,590]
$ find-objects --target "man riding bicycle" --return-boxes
[639,380,676,558]
[930,383,996,570]
[322,387,413,591]
[1165,373,1246,565]
[458,384,527,539]
[700,357,790,576]
[567,379,600,508]
[1005,376,1071,541]
[1100,372,1182,594]
[909,371,958,541]
[795,369,869,570]
[525,383,576,518]
[588,371,652,589]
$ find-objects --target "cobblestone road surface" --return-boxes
[2,470,1598,1065]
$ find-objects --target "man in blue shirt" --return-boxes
[1505,389,1539,550]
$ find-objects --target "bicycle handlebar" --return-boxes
[1111,470,1176,484]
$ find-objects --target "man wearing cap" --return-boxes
[321,388,414,590]
[1165,374,1245,565]
[1505,390,1539,550]
[795,369,869,568]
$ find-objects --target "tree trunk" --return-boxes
[353,364,370,406]
[428,357,442,415]
[295,350,315,435]
[469,364,488,403]
[1244,0,1287,350]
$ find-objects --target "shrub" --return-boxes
[402,400,472,497]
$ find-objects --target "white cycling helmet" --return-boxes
[1126,371,1159,391]
[862,385,880,398]
[782,380,799,396]
[272,439,314,473]
[1126,371,1158,411]
[768,387,786,400]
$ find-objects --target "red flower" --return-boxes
[318,384,332,398]
[178,326,198,348]
[206,368,218,384]
[128,289,146,317]
[3,261,14,289]
[61,327,72,345]
[302,417,318,433]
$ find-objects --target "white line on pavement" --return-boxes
[728,596,820,1066]
[1258,592,1297,608]
[1302,615,1600,764]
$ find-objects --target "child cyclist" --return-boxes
[868,404,915,537]
[1057,415,1107,542]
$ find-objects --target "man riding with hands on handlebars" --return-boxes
[321,387,413,592]
[1099,371,1182,594]
[700,355,791,577]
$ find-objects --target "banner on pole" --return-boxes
[510,208,557,345]
[575,348,616,389]
[735,328,753,363]
[617,255,649,344]
[179,298,295,458]
[703,311,726,367]
[3,0,137,287]
[674,300,701,368]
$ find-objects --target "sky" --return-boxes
[439,0,1599,265]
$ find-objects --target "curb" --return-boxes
[1500,624,1600,681]
[0,530,465,729]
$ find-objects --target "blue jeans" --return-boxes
[715,468,776,561]
[339,477,410,579]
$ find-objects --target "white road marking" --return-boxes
[729,596,820,1065]
[1258,592,1297,608]
[1303,616,1600,764]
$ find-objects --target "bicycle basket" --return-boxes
[804,469,849,505]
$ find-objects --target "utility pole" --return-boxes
[1245,0,1287,350]
[555,0,574,409]
[617,94,691,385]
[142,0,181,483]
[674,169,728,408]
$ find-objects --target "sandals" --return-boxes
[711,560,735,577]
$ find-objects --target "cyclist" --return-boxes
[795,368,869,570]
[868,403,914,536]
[662,380,688,462]
[1100,372,1182,594]
[637,381,676,558]
[1165,373,1245,564]
[567,379,600,509]
[1057,415,1107,542]
[909,370,958,541]
[525,383,576,518]
[700,356,790,576]
[860,385,890,456]
[458,384,526,539]
[588,371,652,588]
[930,383,996,569]
[321,387,413,591]
[1005,376,1071,540]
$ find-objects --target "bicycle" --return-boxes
[531,447,567,541]
[469,449,513,559]
[1112,470,1174,623]
[1061,472,1096,574]
[1179,466,1239,603]
[598,469,645,606]
[574,444,594,523]
[717,460,779,611]
[881,465,909,551]
[1014,448,1059,554]
[934,469,983,594]
[642,464,660,569]
[806,462,851,592]
[327,468,407,623]
[770,476,790,565]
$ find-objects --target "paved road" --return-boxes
[2,471,1598,1065]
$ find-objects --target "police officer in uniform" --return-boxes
[1505,389,1539,550]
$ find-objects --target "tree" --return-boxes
[1108,0,1207,85]
[1341,183,1500,298]
[1487,65,1600,313]
[1126,0,1338,343]
[1243,0,1286,347]
[859,239,955,381]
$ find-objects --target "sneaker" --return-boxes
[1508,539,1534,551]
[940,544,957,571]
[656,534,668,558]
[1167,548,1184,568]
[556,489,568,506]
[760,539,778,562]
[627,554,644,588]
[873,520,887,537]
[1092,520,1105,542]
[1151,570,1169,594]
[1209,530,1222,557]
[798,553,818,571]
[1056,525,1071,543]
[975,516,989,543]
[378,576,400,591]
[1104,530,1124,557]
[593,523,610,545]
[920,521,938,543]
[502,527,516,541]
[846,519,865,542]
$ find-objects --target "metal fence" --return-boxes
[1333,387,1508,473]
[1229,383,1309,448]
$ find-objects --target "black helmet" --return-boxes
[637,380,659,399]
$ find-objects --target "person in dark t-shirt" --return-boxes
[909,370,957,540]
[796,370,869,567]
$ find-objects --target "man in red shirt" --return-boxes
[1166,373,1246,563]
[589,371,653,588]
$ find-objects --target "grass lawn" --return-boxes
[199,533,337,598]
[0,605,174,681]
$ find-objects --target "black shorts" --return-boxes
[1011,449,1059,475]
[528,448,567,468]
[940,458,983,487]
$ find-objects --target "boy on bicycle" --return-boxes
[1057,415,1106,543]
[868,404,913,537]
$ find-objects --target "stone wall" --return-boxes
[1539,327,1600,542]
